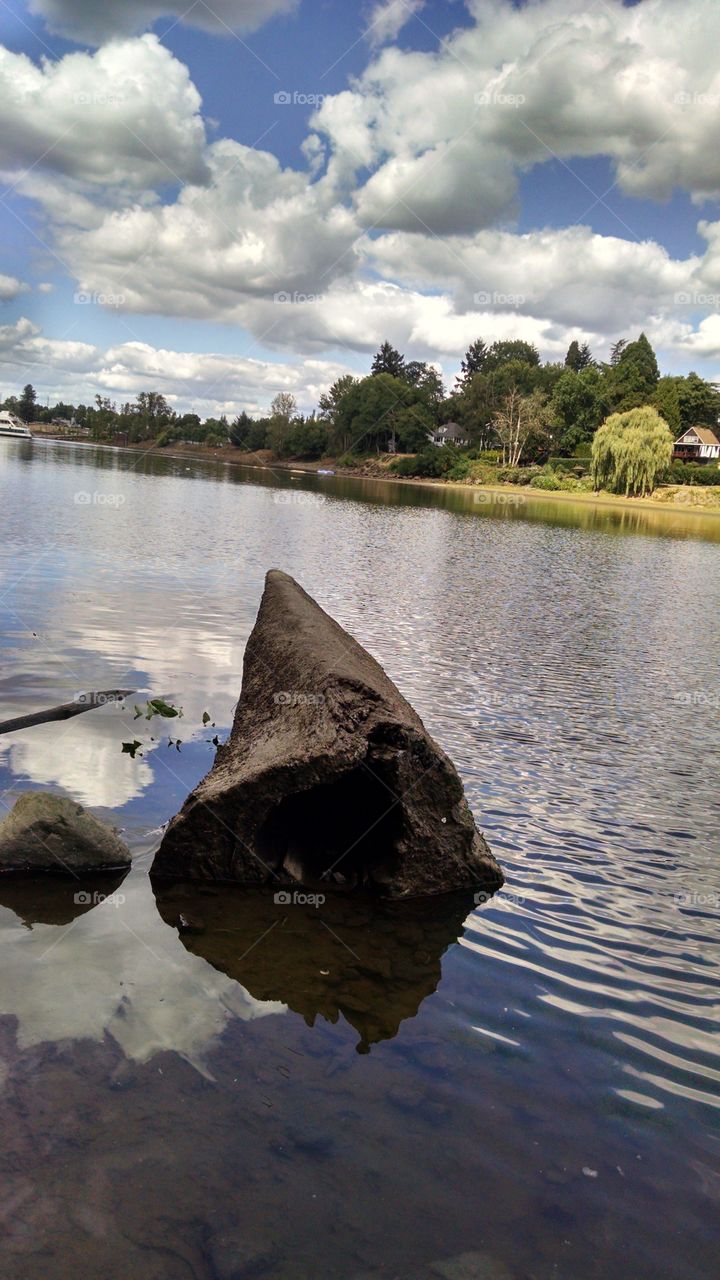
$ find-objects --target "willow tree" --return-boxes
[591,406,674,497]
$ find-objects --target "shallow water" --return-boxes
[0,439,718,1279]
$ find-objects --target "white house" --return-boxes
[673,427,720,463]
[430,421,470,448]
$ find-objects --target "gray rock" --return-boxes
[152,570,503,899]
[0,793,131,874]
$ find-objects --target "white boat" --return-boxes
[0,411,32,440]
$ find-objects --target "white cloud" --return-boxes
[367,0,425,48]
[0,36,208,194]
[368,226,698,331]
[0,274,29,302]
[313,0,720,235]
[37,282,55,293]
[49,138,361,318]
[0,317,356,415]
[29,0,298,44]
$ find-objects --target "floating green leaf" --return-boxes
[147,698,181,719]
[121,740,143,758]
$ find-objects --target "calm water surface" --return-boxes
[0,440,718,1280]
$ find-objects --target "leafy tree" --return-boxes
[18,384,37,423]
[651,377,681,436]
[673,371,720,431]
[231,416,270,452]
[442,380,493,450]
[267,393,298,453]
[484,340,540,371]
[318,375,357,424]
[203,415,229,442]
[565,340,594,371]
[280,419,329,460]
[371,342,406,379]
[88,395,118,440]
[392,403,436,452]
[591,406,673,496]
[335,373,429,454]
[271,392,297,421]
[123,391,174,441]
[404,361,445,404]
[551,367,605,453]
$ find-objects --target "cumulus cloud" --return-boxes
[367,226,698,331]
[313,0,720,235]
[0,275,29,302]
[29,0,298,44]
[0,36,208,193]
[49,139,361,319]
[0,316,357,415]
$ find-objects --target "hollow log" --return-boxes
[151,570,503,899]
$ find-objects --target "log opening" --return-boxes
[256,763,403,890]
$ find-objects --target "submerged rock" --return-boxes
[0,793,131,874]
[152,569,503,898]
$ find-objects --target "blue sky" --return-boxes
[1,0,720,415]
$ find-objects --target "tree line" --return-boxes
[4,332,719,468]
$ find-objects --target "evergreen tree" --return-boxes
[371,342,406,378]
[457,339,490,385]
[606,333,660,412]
[18,383,37,423]
[565,340,594,371]
[610,339,629,366]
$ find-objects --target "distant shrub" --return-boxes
[498,465,542,484]
[530,470,563,490]
[392,446,457,478]
[574,442,593,459]
[548,456,588,475]
[446,455,473,481]
[667,462,720,486]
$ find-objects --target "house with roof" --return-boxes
[673,426,720,464]
[430,421,470,448]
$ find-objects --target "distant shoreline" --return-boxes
[37,433,720,520]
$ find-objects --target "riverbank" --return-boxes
[40,435,720,519]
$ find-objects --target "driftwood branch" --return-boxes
[0,690,134,737]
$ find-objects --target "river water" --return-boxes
[0,439,718,1280]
